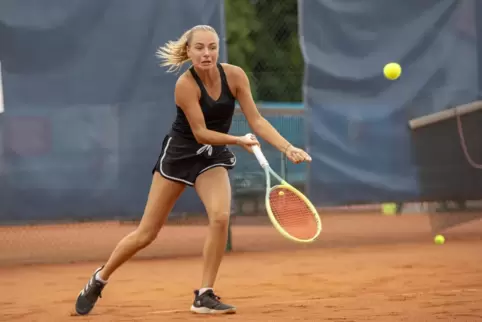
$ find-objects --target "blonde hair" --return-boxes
[156,25,218,73]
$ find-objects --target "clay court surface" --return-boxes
[1,212,482,321]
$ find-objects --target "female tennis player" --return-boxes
[75,24,311,316]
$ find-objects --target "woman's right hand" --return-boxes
[236,133,260,153]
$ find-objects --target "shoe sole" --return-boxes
[190,305,236,314]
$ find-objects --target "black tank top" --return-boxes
[169,63,236,141]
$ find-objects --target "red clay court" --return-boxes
[1,212,482,321]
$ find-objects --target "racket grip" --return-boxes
[251,145,269,168]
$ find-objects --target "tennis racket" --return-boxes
[249,138,322,243]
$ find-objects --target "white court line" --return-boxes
[147,309,185,315]
[146,288,481,315]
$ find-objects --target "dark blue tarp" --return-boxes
[299,0,480,206]
[0,0,226,222]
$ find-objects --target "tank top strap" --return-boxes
[189,64,234,100]
[217,63,235,100]
[189,66,206,92]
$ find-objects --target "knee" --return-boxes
[208,211,230,230]
[133,228,158,249]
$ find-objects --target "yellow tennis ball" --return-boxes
[383,62,402,80]
[434,234,445,245]
[382,203,397,215]
[278,191,284,196]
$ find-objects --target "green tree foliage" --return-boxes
[225,0,303,103]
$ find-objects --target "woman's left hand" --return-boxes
[285,145,312,164]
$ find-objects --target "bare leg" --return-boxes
[189,167,236,314]
[194,167,232,289]
[99,172,185,280]
[75,172,185,315]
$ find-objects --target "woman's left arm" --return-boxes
[232,66,311,164]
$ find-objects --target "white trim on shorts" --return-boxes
[159,137,195,186]
[159,137,237,186]
[198,155,237,175]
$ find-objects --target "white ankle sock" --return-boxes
[95,271,107,284]
[198,287,212,296]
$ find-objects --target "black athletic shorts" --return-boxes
[152,135,236,187]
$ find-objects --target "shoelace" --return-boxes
[89,280,104,299]
[204,290,221,301]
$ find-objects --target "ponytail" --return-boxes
[156,29,190,73]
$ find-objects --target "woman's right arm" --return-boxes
[175,75,256,147]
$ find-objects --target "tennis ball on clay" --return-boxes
[382,203,397,215]
[278,191,285,196]
[434,234,445,245]
[383,62,402,80]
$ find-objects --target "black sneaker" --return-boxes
[75,266,106,315]
[190,289,236,314]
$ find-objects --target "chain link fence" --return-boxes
[225,0,303,102]
[225,0,306,217]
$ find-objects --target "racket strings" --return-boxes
[269,187,318,240]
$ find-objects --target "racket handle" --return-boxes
[251,145,269,168]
